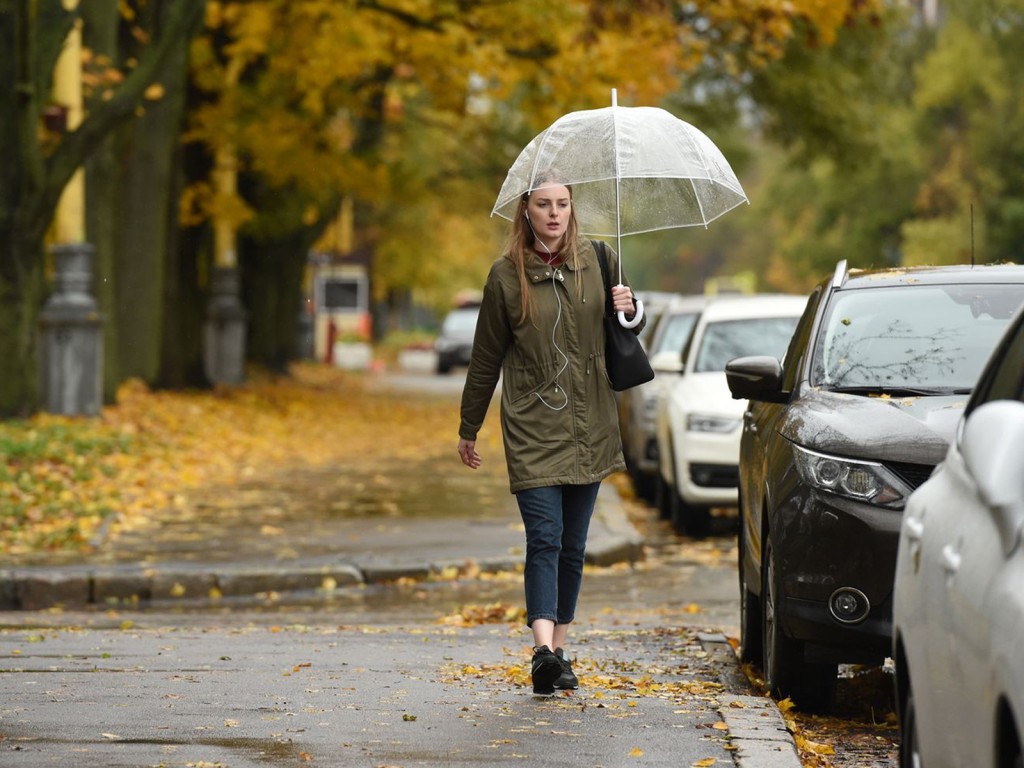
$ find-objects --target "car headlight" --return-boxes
[792,444,912,508]
[686,414,741,433]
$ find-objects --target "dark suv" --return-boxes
[726,261,1024,710]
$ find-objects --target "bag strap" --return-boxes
[592,240,615,317]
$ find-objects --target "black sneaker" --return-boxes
[553,647,579,690]
[531,645,561,696]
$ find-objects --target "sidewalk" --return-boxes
[0,473,643,611]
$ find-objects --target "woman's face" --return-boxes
[524,184,571,251]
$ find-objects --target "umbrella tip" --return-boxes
[611,88,617,108]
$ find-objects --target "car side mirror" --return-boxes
[725,355,787,403]
[650,350,683,374]
[960,400,1024,556]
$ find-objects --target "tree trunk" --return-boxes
[241,231,315,372]
[159,143,209,390]
[82,0,121,402]
[113,1,197,385]
[0,232,46,417]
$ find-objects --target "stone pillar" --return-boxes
[296,301,315,360]
[203,267,247,385]
[38,243,104,416]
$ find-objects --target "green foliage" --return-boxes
[0,422,132,463]
[708,0,1023,293]
[0,419,136,552]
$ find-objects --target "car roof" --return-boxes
[660,294,708,313]
[636,291,685,310]
[698,293,807,322]
[836,263,1024,290]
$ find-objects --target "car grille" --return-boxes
[882,461,936,491]
[690,463,739,489]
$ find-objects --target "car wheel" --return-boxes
[762,534,837,711]
[437,359,452,375]
[632,473,654,505]
[899,685,922,768]
[669,487,711,538]
[655,452,674,520]
[738,519,763,664]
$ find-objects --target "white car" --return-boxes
[652,294,806,536]
[618,294,706,505]
[893,306,1024,768]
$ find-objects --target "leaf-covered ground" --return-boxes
[0,364,500,557]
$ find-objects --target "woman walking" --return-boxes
[457,177,641,696]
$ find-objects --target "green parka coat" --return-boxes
[459,238,644,493]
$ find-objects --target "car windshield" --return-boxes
[811,284,1022,391]
[441,307,479,334]
[652,312,699,356]
[694,317,800,373]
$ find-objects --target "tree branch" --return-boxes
[34,0,75,106]
[37,0,206,222]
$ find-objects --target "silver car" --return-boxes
[618,294,705,504]
[893,306,1024,768]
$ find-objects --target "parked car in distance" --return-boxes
[434,303,480,374]
[726,261,1024,711]
[893,304,1024,768]
[634,290,683,350]
[654,294,806,537]
[619,294,706,504]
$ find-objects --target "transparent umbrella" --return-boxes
[492,90,748,326]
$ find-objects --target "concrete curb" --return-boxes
[699,632,803,768]
[719,694,803,768]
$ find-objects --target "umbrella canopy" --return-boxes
[492,94,749,242]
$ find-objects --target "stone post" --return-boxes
[203,266,247,385]
[296,300,315,360]
[38,243,104,416]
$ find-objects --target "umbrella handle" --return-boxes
[617,294,644,329]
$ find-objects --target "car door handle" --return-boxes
[904,517,924,542]
[941,544,961,575]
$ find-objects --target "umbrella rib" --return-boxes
[688,130,713,228]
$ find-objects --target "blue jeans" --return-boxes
[515,482,600,627]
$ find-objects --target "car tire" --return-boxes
[899,685,921,768]
[762,534,837,712]
[655,449,674,521]
[738,519,763,664]
[669,488,711,538]
[437,359,452,375]
[634,473,656,505]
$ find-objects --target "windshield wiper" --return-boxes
[828,385,971,397]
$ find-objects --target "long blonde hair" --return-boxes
[504,183,584,325]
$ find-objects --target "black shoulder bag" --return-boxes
[594,240,655,391]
